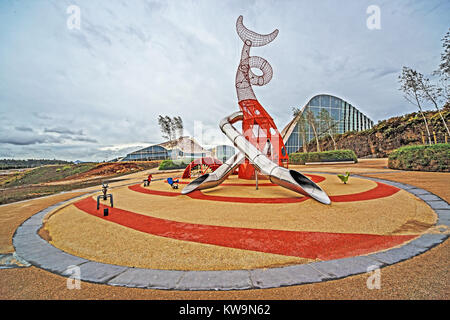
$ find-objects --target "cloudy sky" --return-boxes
[0,0,448,161]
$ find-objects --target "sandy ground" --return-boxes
[0,239,448,300]
[0,159,448,299]
[0,192,87,253]
[46,206,311,270]
[56,176,435,234]
[363,171,450,203]
[0,168,172,253]
[42,173,436,270]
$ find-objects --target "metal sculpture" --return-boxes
[182,16,331,204]
[235,15,288,179]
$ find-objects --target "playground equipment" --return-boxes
[338,172,351,184]
[182,153,245,194]
[97,182,113,210]
[234,15,289,179]
[143,174,152,187]
[182,157,223,179]
[182,16,331,205]
[167,177,179,189]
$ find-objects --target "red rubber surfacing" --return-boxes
[129,181,399,204]
[74,196,416,260]
[176,173,326,186]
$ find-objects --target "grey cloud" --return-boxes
[0,133,96,148]
[0,135,62,146]
[15,126,34,132]
[1,0,448,161]
[126,26,149,43]
[372,67,399,80]
[71,136,98,143]
[32,112,52,120]
[44,127,84,135]
[357,66,400,80]
[70,32,93,50]
[143,0,166,14]
[55,134,98,143]
[83,20,113,46]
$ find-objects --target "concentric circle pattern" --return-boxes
[13,173,449,290]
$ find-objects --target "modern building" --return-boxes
[208,145,236,163]
[281,94,374,154]
[120,136,210,161]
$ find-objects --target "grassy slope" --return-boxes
[4,163,97,187]
[0,162,159,205]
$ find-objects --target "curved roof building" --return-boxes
[120,136,210,161]
[281,94,374,154]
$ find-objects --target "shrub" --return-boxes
[158,158,192,170]
[289,149,358,165]
[388,143,449,172]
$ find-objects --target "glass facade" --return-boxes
[121,145,169,161]
[121,145,209,161]
[210,145,236,163]
[284,94,374,154]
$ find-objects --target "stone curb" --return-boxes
[12,175,449,291]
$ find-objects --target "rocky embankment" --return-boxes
[307,106,449,158]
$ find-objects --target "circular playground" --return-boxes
[13,169,449,290]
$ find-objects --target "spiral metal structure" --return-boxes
[234,16,289,179]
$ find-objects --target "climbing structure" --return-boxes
[182,157,223,179]
[182,16,331,205]
[235,16,289,179]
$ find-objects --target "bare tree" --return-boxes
[292,107,308,152]
[318,109,338,150]
[158,115,172,141]
[173,116,184,138]
[430,28,450,134]
[158,115,184,148]
[305,109,321,152]
[434,28,450,83]
[398,67,433,145]
[416,75,450,136]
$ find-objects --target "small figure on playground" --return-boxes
[143,174,153,187]
[167,177,179,189]
[97,182,113,210]
[337,172,351,184]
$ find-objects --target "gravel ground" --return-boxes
[0,159,448,299]
[43,174,434,270]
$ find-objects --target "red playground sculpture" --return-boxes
[182,16,331,205]
[182,157,223,179]
[235,16,289,179]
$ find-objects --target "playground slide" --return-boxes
[182,111,331,205]
[220,111,331,204]
[181,152,245,195]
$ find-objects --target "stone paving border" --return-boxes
[12,175,449,291]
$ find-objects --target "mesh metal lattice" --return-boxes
[235,15,279,102]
